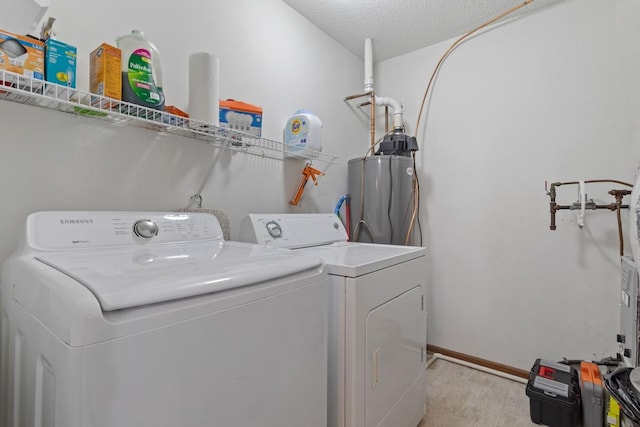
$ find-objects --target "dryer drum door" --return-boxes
[365,285,425,426]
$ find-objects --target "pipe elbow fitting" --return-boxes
[375,96,403,129]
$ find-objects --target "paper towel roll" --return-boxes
[189,52,220,126]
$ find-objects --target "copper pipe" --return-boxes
[548,184,632,256]
[552,179,633,188]
[548,181,632,231]
[610,189,632,256]
[616,203,624,256]
[344,90,376,150]
[414,0,536,137]
[344,92,372,101]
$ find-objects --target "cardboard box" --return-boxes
[0,29,44,80]
[219,99,262,137]
[45,39,76,88]
[90,43,121,101]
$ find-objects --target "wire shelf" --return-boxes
[0,69,338,164]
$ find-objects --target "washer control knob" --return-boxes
[266,221,282,238]
[133,220,159,238]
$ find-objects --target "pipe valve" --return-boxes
[570,198,596,211]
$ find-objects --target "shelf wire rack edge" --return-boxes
[0,70,339,165]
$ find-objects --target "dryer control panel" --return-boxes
[240,213,347,249]
[25,211,224,251]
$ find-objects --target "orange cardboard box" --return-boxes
[90,43,121,100]
[0,29,44,80]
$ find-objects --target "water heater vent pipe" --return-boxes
[364,38,374,93]
[376,96,403,130]
[363,38,404,131]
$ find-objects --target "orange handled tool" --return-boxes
[290,164,324,206]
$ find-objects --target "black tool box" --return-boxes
[525,358,581,427]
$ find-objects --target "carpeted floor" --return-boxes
[419,359,537,427]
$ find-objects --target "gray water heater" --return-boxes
[348,155,415,245]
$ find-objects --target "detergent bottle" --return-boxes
[116,30,165,110]
[284,110,323,158]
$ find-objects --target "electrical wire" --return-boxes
[414,152,423,246]
[405,151,421,245]
[187,140,229,208]
[363,130,394,158]
[353,155,376,242]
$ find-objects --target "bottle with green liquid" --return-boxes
[116,30,165,110]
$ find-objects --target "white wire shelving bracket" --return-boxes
[0,69,338,165]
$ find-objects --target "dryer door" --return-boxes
[365,285,424,427]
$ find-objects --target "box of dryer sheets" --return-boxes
[219,99,262,137]
[580,361,604,427]
[526,359,581,427]
[0,29,44,86]
[89,43,121,105]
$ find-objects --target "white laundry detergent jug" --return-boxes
[284,110,323,158]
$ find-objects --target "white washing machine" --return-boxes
[240,213,427,427]
[0,211,330,427]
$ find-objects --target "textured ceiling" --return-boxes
[281,0,567,62]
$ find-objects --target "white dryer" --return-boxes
[240,213,427,427]
[0,211,330,427]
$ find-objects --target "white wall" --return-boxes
[3,0,637,371]
[0,0,367,263]
[375,0,640,369]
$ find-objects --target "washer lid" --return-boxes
[297,241,426,277]
[35,241,322,311]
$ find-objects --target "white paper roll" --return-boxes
[0,0,49,34]
[189,52,220,126]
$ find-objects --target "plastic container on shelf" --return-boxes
[0,68,338,165]
[219,99,262,137]
[116,30,164,110]
[283,110,322,158]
